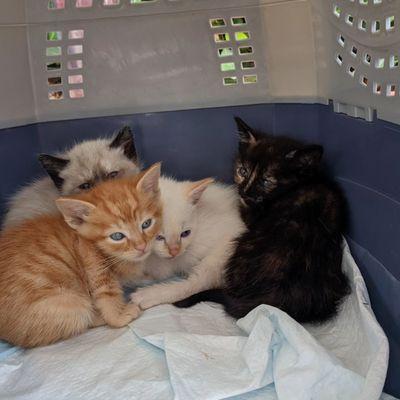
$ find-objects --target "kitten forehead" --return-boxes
[75,175,161,227]
[58,137,140,194]
[159,178,197,235]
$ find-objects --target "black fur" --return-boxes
[38,154,69,190]
[176,117,350,323]
[109,126,137,161]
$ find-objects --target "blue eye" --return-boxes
[156,235,165,241]
[108,171,119,179]
[142,219,152,230]
[181,230,191,238]
[78,182,92,190]
[110,232,125,241]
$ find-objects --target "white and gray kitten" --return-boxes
[131,177,246,310]
[3,126,140,229]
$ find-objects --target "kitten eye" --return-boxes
[156,235,165,241]
[78,182,92,190]
[142,219,152,230]
[108,171,119,179]
[181,230,191,238]
[238,167,248,178]
[110,232,125,241]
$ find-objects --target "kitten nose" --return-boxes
[168,244,180,257]
[135,242,146,252]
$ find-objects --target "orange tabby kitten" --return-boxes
[0,163,162,348]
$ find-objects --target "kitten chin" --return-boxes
[0,164,162,348]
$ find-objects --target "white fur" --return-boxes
[130,177,246,310]
[3,138,140,229]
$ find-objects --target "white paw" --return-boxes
[130,288,160,310]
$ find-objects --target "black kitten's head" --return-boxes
[234,117,323,206]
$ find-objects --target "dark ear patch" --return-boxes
[234,117,257,146]
[109,126,137,161]
[286,145,323,168]
[38,154,69,190]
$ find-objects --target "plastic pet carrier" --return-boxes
[0,1,399,399]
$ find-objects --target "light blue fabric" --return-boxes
[0,243,393,400]
[0,341,19,362]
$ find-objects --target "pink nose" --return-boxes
[168,245,180,257]
[135,242,146,252]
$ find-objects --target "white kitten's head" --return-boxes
[38,126,141,195]
[153,177,214,259]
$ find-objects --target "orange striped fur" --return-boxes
[0,163,162,348]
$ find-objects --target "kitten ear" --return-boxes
[235,117,257,146]
[187,178,214,205]
[136,162,161,196]
[286,145,324,168]
[38,154,70,190]
[56,198,96,230]
[110,126,137,161]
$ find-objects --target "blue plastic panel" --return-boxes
[0,103,398,397]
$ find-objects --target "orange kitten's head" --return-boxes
[56,163,162,263]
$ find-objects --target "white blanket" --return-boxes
[0,243,393,400]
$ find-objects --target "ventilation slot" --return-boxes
[358,19,367,31]
[345,14,354,26]
[234,31,250,41]
[372,20,381,33]
[69,30,84,40]
[223,76,238,86]
[241,60,256,69]
[69,88,85,98]
[363,53,371,65]
[46,47,62,57]
[389,55,399,69]
[218,48,233,58]
[214,33,230,43]
[103,0,120,5]
[68,45,83,55]
[48,0,65,9]
[375,58,385,69]
[47,31,62,41]
[347,65,356,77]
[46,62,61,71]
[243,75,257,84]
[68,75,83,84]
[360,75,368,87]
[48,90,63,100]
[231,17,246,26]
[239,46,253,55]
[333,5,341,18]
[373,82,382,95]
[76,0,93,7]
[48,77,62,86]
[386,16,395,31]
[386,84,396,97]
[210,18,226,28]
[220,62,236,72]
[67,60,83,70]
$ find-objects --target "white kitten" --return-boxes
[131,177,246,310]
[3,126,140,229]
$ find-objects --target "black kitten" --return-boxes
[175,118,350,323]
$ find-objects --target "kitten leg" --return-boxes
[131,239,232,310]
[86,252,141,328]
[4,291,95,348]
[91,312,106,328]
[92,277,141,328]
